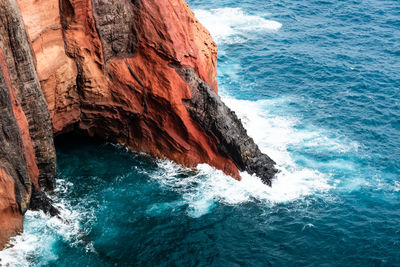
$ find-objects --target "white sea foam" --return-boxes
[0,212,56,267]
[193,8,282,44]
[191,8,339,206]
[148,96,339,218]
[0,211,60,266]
[394,181,400,192]
[0,180,94,266]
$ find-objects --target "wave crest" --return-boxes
[194,8,282,44]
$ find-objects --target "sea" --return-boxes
[1,0,399,265]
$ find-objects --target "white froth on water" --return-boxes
[147,94,361,218]
[0,212,57,267]
[394,181,400,192]
[151,155,330,218]
[193,8,282,44]
[222,97,358,159]
[0,180,94,266]
[0,211,61,267]
[223,97,342,194]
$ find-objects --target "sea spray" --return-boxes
[193,8,282,44]
[0,179,95,266]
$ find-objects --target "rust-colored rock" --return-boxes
[16,0,277,183]
[0,0,277,249]
[0,48,39,190]
[1,0,56,191]
[16,0,80,134]
[0,167,23,250]
[0,49,30,249]
[0,0,57,249]
[17,0,241,177]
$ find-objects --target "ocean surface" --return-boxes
[1,0,400,265]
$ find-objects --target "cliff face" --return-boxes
[16,0,241,178]
[177,67,277,185]
[0,0,277,248]
[0,0,56,248]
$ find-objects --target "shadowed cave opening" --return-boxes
[54,130,106,149]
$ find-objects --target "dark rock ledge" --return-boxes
[175,66,278,185]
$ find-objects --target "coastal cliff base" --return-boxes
[0,0,277,248]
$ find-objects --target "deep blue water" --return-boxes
[1,0,400,265]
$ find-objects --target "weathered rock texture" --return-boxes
[0,0,57,249]
[177,67,277,185]
[0,0,57,191]
[0,0,277,248]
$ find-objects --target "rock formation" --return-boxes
[176,67,277,185]
[0,0,57,248]
[0,0,277,248]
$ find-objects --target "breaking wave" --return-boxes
[0,180,95,266]
[194,7,282,44]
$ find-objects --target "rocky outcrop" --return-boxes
[1,0,56,191]
[0,0,277,248]
[18,0,242,178]
[0,59,25,249]
[0,0,57,249]
[176,67,277,185]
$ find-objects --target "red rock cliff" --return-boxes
[17,0,246,177]
[0,0,56,248]
[0,0,277,248]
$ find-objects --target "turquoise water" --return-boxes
[1,0,400,265]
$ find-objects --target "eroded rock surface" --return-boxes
[177,67,277,185]
[1,0,56,191]
[91,0,138,62]
[0,0,277,248]
[0,0,57,248]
